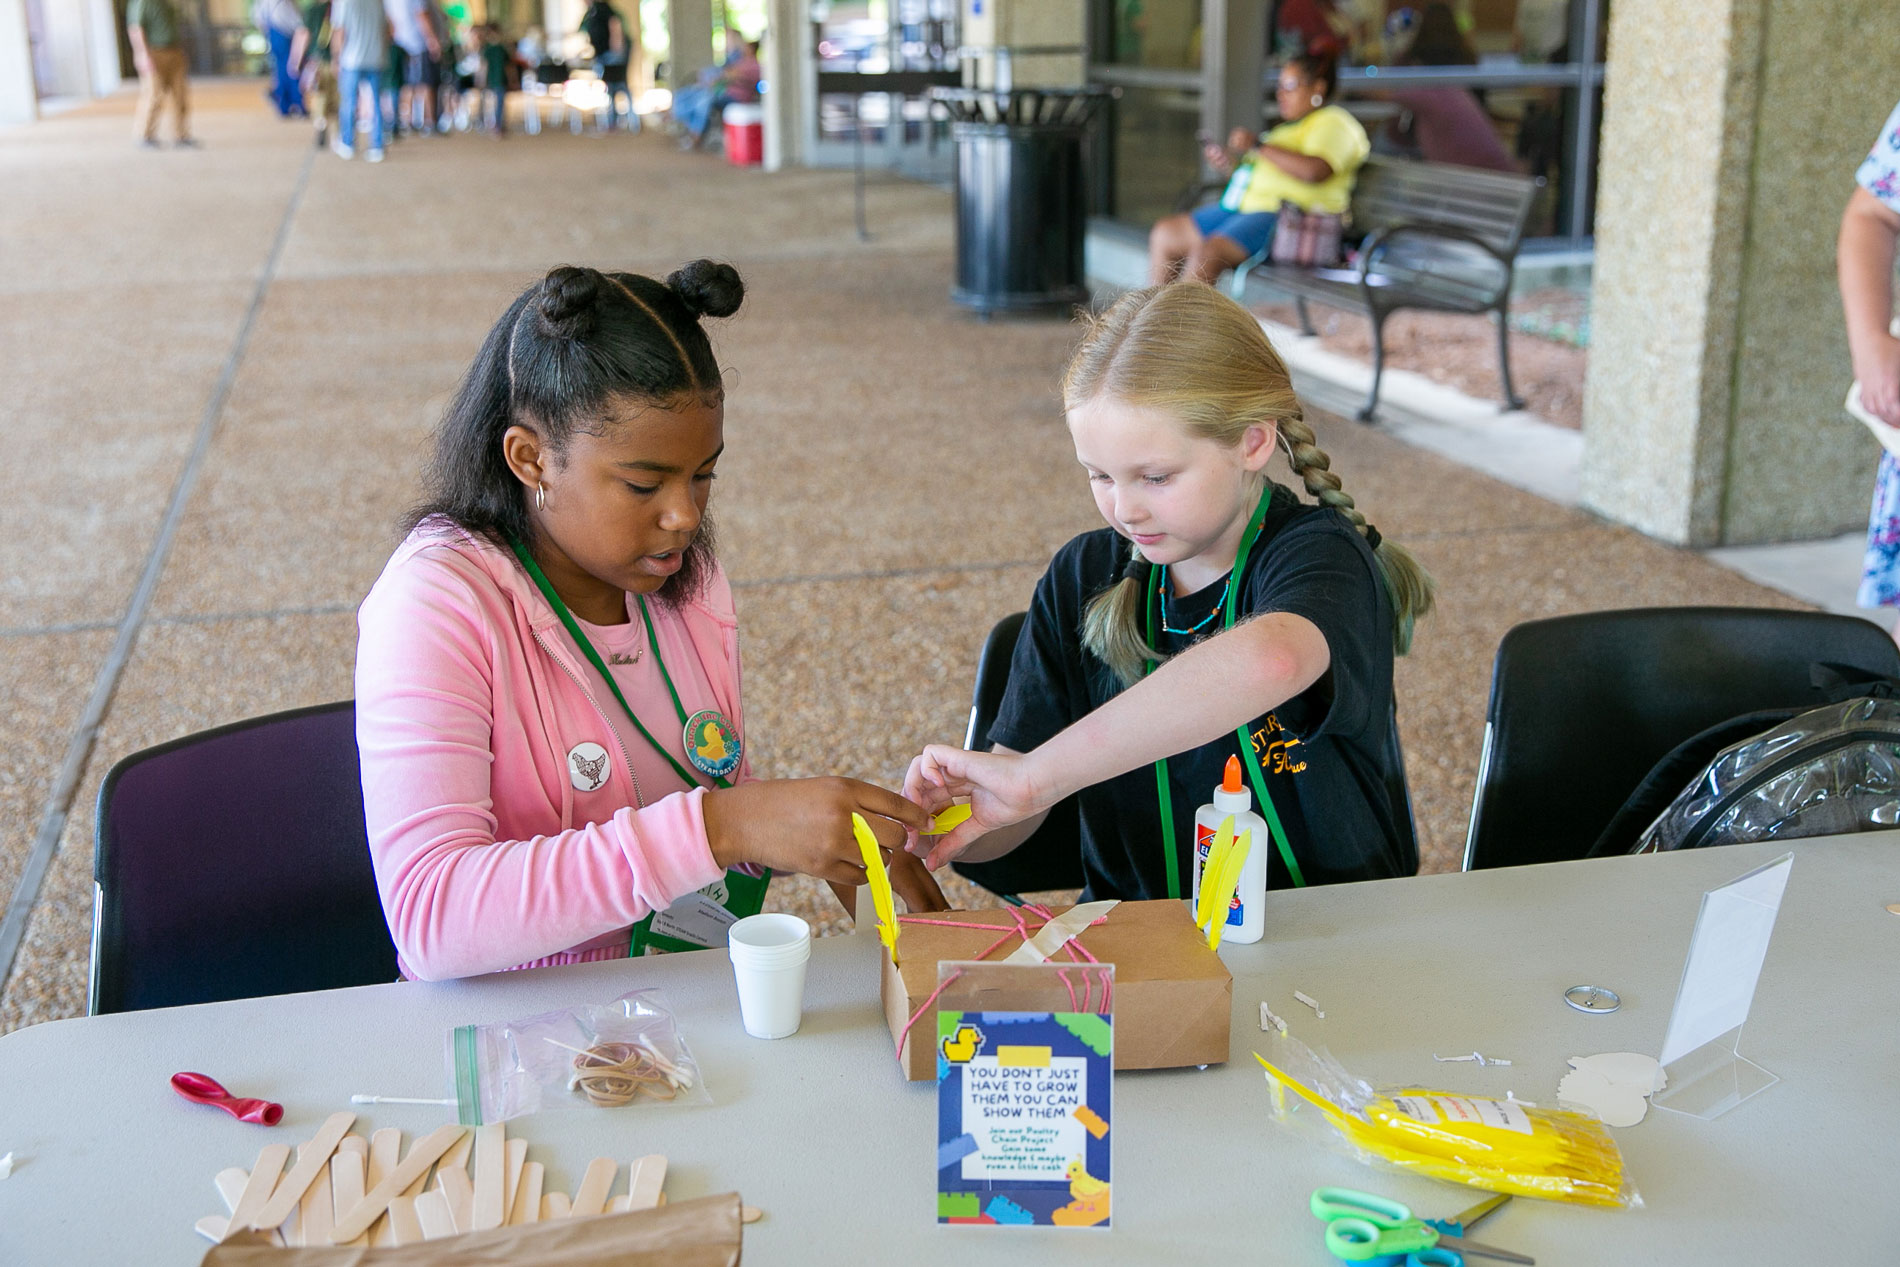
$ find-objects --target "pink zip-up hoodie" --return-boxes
[355,518,738,981]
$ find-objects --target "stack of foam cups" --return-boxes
[727,913,812,1039]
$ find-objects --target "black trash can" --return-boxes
[935,89,1111,315]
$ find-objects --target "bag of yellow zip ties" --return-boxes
[1253,1030,1640,1208]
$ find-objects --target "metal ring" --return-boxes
[1564,985,1621,1014]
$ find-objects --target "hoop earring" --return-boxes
[535,483,548,512]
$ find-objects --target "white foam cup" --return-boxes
[727,913,812,1039]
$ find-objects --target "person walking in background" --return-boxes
[1842,101,1900,629]
[384,0,438,135]
[127,0,197,148]
[291,0,337,146]
[577,0,631,131]
[330,0,389,160]
[478,23,511,134]
[254,0,307,117]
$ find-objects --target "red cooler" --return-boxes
[723,103,763,166]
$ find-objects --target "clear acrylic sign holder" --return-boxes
[934,960,1114,1228]
[1651,852,1794,1120]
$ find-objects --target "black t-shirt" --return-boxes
[988,483,1417,899]
[580,2,615,57]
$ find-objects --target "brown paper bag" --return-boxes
[881,899,1232,1080]
[201,1194,743,1266]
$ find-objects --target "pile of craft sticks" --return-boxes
[192,1114,681,1247]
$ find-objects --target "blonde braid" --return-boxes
[1279,415,1436,655]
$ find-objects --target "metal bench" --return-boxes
[1229,156,1542,421]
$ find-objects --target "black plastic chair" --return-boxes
[90,700,398,1014]
[950,612,1088,898]
[1463,607,1900,871]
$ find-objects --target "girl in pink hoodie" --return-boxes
[357,260,945,981]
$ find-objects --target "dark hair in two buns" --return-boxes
[408,260,745,604]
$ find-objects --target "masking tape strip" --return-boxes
[1001,900,1120,965]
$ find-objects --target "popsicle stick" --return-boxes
[437,1160,475,1233]
[625,1154,666,1210]
[741,1206,763,1224]
[367,1128,401,1247]
[299,1151,335,1246]
[214,1168,248,1214]
[541,1191,571,1220]
[607,1195,631,1213]
[330,1139,369,1248]
[221,1144,290,1241]
[470,1123,506,1232]
[195,1216,229,1243]
[413,1188,457,1241]
[503,1138,527,1222]
[438,1130,473,1175]
[329,1123,466,1244]
[385,1195,424,1246]
[569,1157,616,1217]
[509,1161,544,1226]
[249,1112,357,1231]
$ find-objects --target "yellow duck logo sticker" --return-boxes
[696,721,727,763]
[941,1024,985,1064]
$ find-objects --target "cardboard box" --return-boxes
[880,899,1233,1081]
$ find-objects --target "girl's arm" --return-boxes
[909,613,1329,869]
[1256,144,1334,185]
[1840,186,1900,425]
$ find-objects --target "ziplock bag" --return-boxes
[448,988,710,1125]
[1254,1029,1640,1209]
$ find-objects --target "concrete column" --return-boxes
[1582,0,1900,546]
[666,0,712,92]
[87,0,123,93]
[962,0,1083,90]
[0,0,38,123]
[1202,0,1266,145]
[760,0,807,171]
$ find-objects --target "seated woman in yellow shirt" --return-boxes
[1149,53,1371,285]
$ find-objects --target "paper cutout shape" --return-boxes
[851,813,900,965]
[1055,1014,1112,1056]
[1558,1053,1666,1128]
[938,1193,981,1219]
[985,1196,1035,1225]
[998,1046,1052,1068]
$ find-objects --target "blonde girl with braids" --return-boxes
[357,261,943,981]
[906,283,1432,897]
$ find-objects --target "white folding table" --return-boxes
[0,834,1893,1264]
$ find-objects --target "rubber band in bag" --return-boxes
[447,988,710,1125]
[1253,1029,1640,1209]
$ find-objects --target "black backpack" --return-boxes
[1591,665,1900,855]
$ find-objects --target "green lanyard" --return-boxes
[1143,488,1307,899]
[509,537,731,793]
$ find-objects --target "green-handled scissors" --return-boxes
[1310,1189,1536,1265]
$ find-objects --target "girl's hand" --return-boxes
[1203,141,1233,174]
[1226,126,1255,153]
[1854,332,1900,426]
[702,776,935,892]
[903,745,1057,871]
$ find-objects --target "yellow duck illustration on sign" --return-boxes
[1051,1159,1110,1226]
[941,1025,984,1064]
[696,722,727,763]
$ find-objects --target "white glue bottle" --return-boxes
[1190,755,1269,944]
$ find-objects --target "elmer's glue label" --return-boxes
[1190,756,1269,944]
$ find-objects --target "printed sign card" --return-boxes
[934,962,1113,1228]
